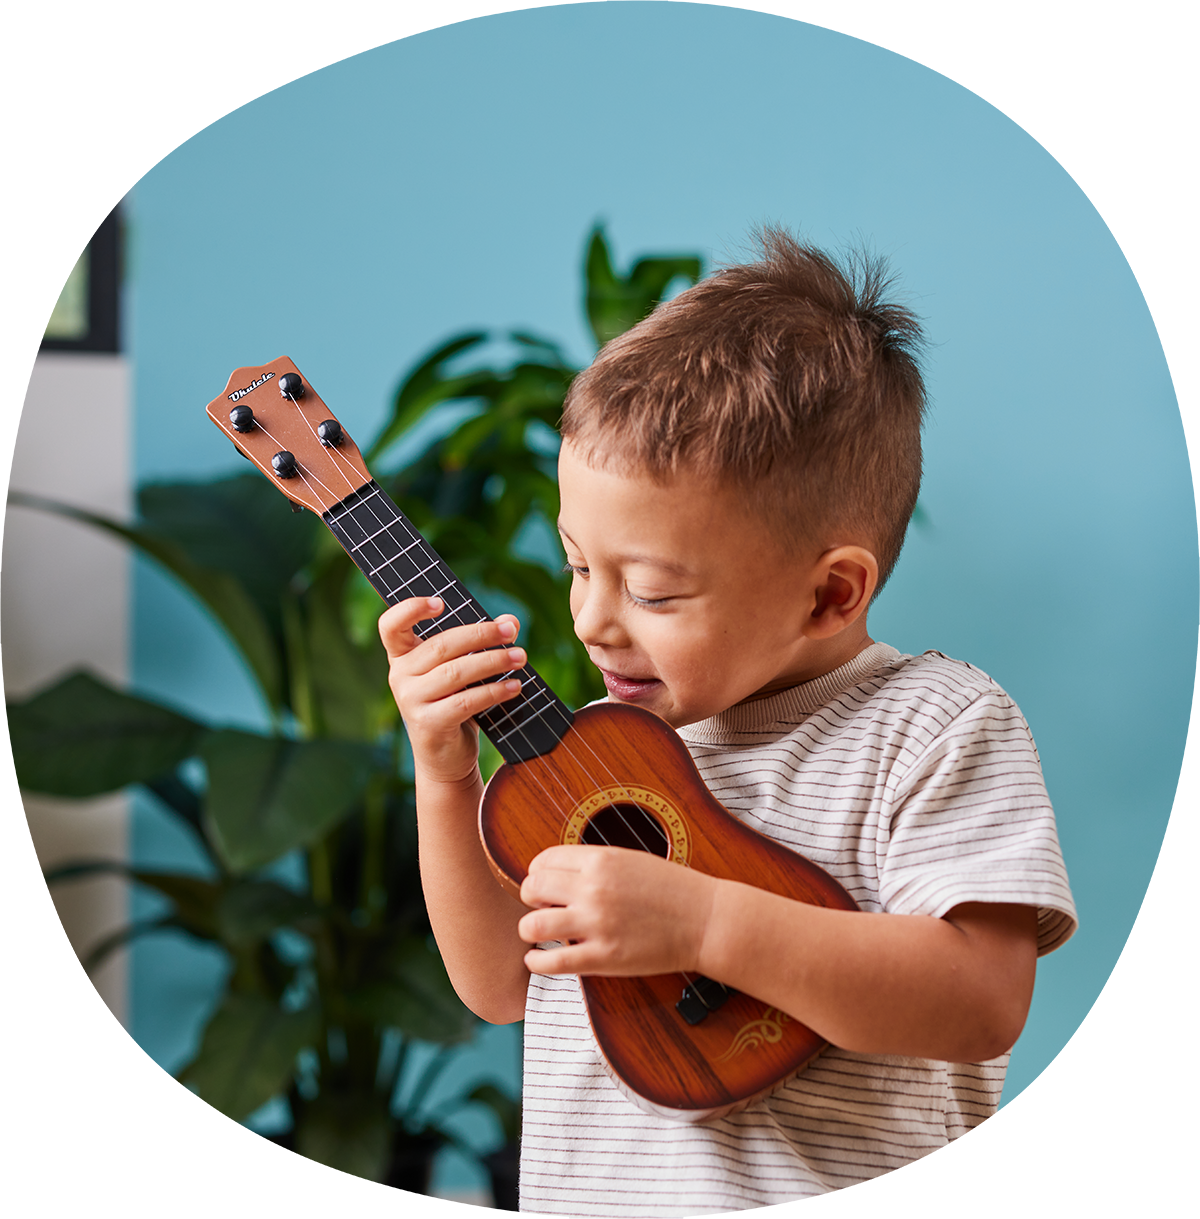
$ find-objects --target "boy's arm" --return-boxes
[381,597,531,1025]
[519,847,1037,1063]
[702,884,1037,1062]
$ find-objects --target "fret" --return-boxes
[483,682,564,746]
[367,540,426,578]
[324,481,573,763]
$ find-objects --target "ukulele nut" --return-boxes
[272,450,298,479]
[279,372,305,399]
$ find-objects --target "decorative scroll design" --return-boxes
[714,1007,793,1063]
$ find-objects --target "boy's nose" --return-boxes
[572,587,626,649]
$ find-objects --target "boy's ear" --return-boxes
[804,546,878,638]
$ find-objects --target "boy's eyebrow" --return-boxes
[556,522,695,577]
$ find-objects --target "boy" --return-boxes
[379,230,1076,1214]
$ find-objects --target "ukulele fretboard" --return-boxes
[323,481,573,764]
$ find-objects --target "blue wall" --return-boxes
[124,1,1195,1191]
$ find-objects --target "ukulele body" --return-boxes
[479,701,859,1122]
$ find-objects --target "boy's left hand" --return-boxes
[518,845,716,978]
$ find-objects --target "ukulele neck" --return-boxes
[323,480,573,764]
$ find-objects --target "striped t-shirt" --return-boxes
[519,644,1077,1215]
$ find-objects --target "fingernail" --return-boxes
[507,648,525,664]
[498,619,516,640]
[505,679,522,693]
[428,597,443,612]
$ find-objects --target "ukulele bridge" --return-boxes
[676,976,733,1025]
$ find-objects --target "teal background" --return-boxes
[122,1,1194,1196]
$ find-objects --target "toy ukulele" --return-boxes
[206,356,858,1122]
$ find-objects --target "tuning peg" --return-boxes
[279,373,305,399]
[272,451,298,479]
[317,419,343,447]
[229,404,255,432]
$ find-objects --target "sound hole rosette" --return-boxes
[561,785,691,866]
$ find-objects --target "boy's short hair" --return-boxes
[560,228,927,592]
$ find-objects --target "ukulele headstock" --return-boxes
[205,357,371,515]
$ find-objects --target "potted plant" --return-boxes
[7,226,702,1199]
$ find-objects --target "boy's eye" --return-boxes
[563,562,588,577]
[626,589,671,608]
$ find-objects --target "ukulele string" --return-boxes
[271,394,707,994]
[271,393,655,850]
[343,484,670,863]
[268,395,704,987]
[274,395,561,757]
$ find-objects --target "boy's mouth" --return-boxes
[598,668,662,701]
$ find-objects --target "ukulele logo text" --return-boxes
[228,371,276,402]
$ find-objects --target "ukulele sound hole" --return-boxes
[581,802,671,857]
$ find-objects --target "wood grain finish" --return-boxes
[481,702,859,1121]
[205,358,372,515]
[206,361,861,1122]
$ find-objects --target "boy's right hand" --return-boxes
[379,597,526,787]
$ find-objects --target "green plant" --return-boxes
[8,225,702,1195]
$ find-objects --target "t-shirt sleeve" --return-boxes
[878,684,1077,955]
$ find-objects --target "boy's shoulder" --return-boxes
[860,646,1018,721]
[842,648,1040,774]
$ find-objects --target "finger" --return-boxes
[378,596,446,659]
[519,863,585,909]
[525,943,610,977]
[527,844,590,874]
[494,613,520,642]
[525,945,575,975]
[408,645,528,704]
[517,906,576,945]
[402,670,526,735]
[397,616,525,679]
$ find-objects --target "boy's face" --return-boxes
[557,441,849,729]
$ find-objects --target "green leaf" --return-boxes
[585,224,618,295]
[366,332,492,464]
[41,859,125,886]
[585,224,702,348]
[215,880,318,947]
[509,331,569,363]
[78,916,179,974]
[344,936,475,1044]
[46,865,325,992]
[281,591,318,737]
[138,474,323,633]
[626,253,703,307]
[143,773,208,850]
[178,992,319,1121]
[9,492,285,710]
[134,871,225,937]
[305,567,391,741]
[294,1092,394,1182]
[437,365,571,471]
[469,1083,521,1145]
[7,671,207,797]
[200,730,381,872]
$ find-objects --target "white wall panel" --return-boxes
[3,352,131,1024]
